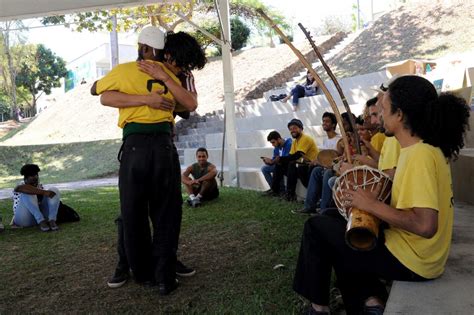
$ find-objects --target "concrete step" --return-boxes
[184,147,274,169]
[176,134,206,143]
[197,167,307,196]
[175,140,206,149]
[385,202,474,314]
[233,103,364,133]
[451,148,474,205]
[205,126,329,149]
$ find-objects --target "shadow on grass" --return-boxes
[0,187,311,313]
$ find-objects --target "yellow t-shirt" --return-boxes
[385,142,453,279]
[96,61,180,128]
[370,132,386,153]
[289,133,319,161]
[378,136,401,171]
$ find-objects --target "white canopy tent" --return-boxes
[0,0,240,186]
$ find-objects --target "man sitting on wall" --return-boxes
[261,130,292,192]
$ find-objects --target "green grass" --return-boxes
[0,139,122,189]
[0,187,311,313]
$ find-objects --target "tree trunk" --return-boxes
[1,23,19,122]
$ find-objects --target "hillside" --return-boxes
[1,40,323,146]
[325,0,474,79]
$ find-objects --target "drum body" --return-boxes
[317,149,339,168]
[332,166,392,251]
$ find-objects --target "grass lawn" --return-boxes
[0,187,312,313]
[0,139,121,189]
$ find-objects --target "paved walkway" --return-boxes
[0,177,118,200]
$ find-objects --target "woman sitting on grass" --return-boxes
[281,70,319,111]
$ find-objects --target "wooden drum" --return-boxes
[332,166,392,251]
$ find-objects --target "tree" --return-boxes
[15,44,67,115]
[40,0,289,45]
[313,15,352,36]
[0,21,26,121]
[230,17,250,50]
[191,16,250,54]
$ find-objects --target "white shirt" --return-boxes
[321,135,341,150]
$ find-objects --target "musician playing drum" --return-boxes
[293,75,470,315]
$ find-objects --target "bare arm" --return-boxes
[353,154,378,168]
[138,61,197,112]
[362,139,380,162]
[342,187,438,238]
[181,166,194,185]
[196,164,218,182]
[100,90,175,110]
[14,184,56,198]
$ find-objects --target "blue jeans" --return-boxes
[321,174,336,211]
[261,164,286,191]
[291,85,306,105]
[304,167,334,211]
[13,187,60,226]
[261,164,275,188]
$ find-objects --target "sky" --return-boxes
[22,0,398,65]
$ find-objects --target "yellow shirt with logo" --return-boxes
[385,142,453,279]
[378,136,401,171]
[289,133,319,162]
[96,61,180,128]
[370,132,386,153]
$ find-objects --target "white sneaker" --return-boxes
[191,198,201,208]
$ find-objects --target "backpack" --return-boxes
[56,201,80,223]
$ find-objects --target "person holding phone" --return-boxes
[261,131,292,192]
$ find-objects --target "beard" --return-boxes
[137,49,144,61]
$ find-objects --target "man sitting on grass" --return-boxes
[11,164,60,232]
[182,147,219,207]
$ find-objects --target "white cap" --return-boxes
[137,26,166,50]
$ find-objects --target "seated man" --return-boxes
[293,75,470,315]
[295,112,341,214]
[182,147,219,207]
[12,164,60,232]
[269,119,319,201]
[261,130,292,191]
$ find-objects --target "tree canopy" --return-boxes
[16,44,68,113]
[40,0,290,43]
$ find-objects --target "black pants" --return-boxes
[293,209,427,314]
[118,133,182,285]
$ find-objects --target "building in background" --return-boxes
[65,42,137,92]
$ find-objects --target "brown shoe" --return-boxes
[49,220,59,231]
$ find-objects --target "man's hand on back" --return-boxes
[146,91,175,111]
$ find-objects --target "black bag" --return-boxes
[56,201,80,223]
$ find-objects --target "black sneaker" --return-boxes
[107,268,130,288]
[159,278,179,296]
[281,192,297,202]
[176,260,196,277]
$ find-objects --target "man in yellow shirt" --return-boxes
[268,118,319,201]
[90,27,206,295]
[293,75,470,314]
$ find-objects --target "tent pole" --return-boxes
[217,0,239,187]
